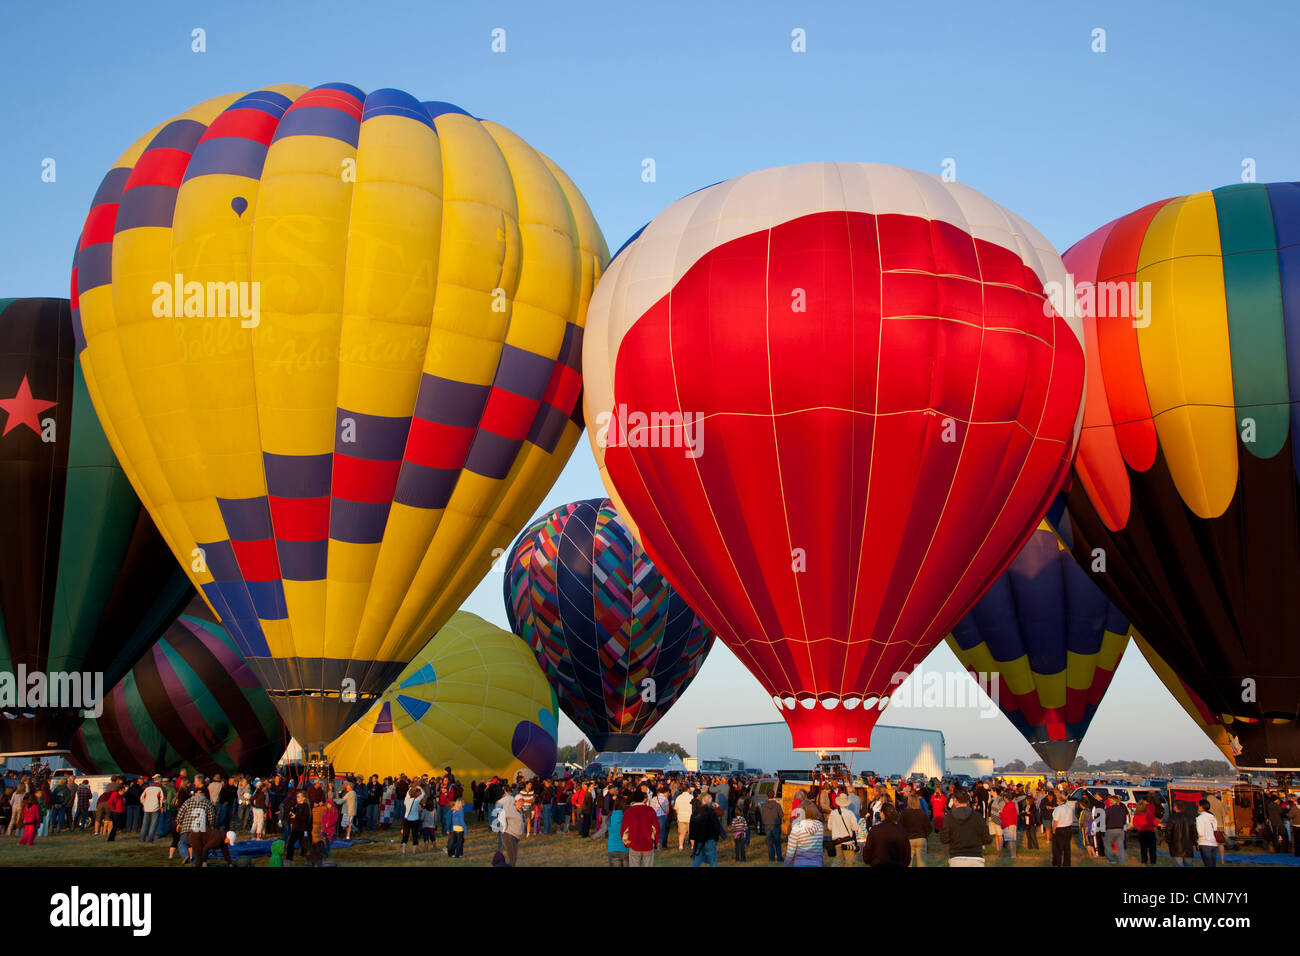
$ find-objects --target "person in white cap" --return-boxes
[828,792,860,866]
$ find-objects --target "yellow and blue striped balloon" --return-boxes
[70,85,607,748]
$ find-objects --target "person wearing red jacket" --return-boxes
[17,795,39,846]
[105,785,127,842]
[621,789,660,866]
[1132,800,1159,865]
[999,796,1020,859]
[931,790,947,830]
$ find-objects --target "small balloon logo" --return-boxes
[231,196,248,217]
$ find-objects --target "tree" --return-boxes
[556,740,596,766]
[648,741,690,759]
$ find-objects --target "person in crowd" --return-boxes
[175,785,216,865]
[285,790,313,863]
[447,797,466,858]
[761,792,784,861]
[730,802,749,861]
[319,795,339,862]
[1050,793,1076,867]
[333,781,355,841]
[1132,799,1158,865]
[400,784,423,856]
[1103,794,1128,864]
[606,793,629,866]
[499,792,525,866]
[783,806,824,867]
[1020,790,1039,850]
[73,780,92,832]
[622,788,659,867]
[689,793,723,867]
[191,828,236,868]
[941,788,991,867]
[674,784,694,850]
[900,794,933,867]
[251,782,268,839]
[17,793,39,846]
[651,784,670,850]
[861,802,910,867]
[104,783,126,842]
[520,779,537,837]
[140,775,164,843]
[1195,799,1220,867]
[50,777,70,833]
[999,793,1019,860]
[123,776,142,833]
[826,792,859,866]
[1165,800,1198,867]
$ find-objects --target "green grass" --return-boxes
[0,820,1281,867]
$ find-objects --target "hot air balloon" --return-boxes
[504,498,714,751]
[1059,182,1300,771]
[70,85,607,749]
[69,597,285,776]
[326,611,558,780]
[946,521,1131,772]
[0,297,191,757]
[583,162,1085,751]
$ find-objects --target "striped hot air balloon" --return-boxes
[70,85,607,749]
[504,498,714,751]
[69,598,285,776]
[946,521,1132,772]
[327,611,558,781]
[1059,182,1300,771]
[583,163,1085,751]
[0,297,191,757]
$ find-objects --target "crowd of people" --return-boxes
[4,764,1298,869]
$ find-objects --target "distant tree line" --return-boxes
[992,756,1233,777]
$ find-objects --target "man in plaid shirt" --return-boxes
[176,788,217,864]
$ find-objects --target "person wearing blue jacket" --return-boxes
[607,796,629,866]
[446,798,467,858]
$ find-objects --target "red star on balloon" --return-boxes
[0,376,57,437]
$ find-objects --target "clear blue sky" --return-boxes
[3,0,1293,765]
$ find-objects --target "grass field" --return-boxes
[0,819,1280,868]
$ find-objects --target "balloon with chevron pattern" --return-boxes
[505,498,714,751]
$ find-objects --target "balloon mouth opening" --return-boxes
[771,694,887,712]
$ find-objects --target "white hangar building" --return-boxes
[696,721,945,779]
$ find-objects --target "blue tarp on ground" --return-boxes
[221,838,365,858]
[1222,851,1300,866]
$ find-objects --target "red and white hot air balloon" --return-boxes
[583,162,1085,751]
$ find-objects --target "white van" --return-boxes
[1068,785,1160,824]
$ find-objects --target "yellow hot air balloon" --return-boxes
[326,611,559,781]
[70,85,607,749]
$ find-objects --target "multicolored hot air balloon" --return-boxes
[504,498,714,751]
[946,521,1131,772]
[583,163,1085,751]
[70,85,607,748]
[1059,182,1300,771]
[0,297,191,757]
[69,598,285,776]
[326,611,558,780]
